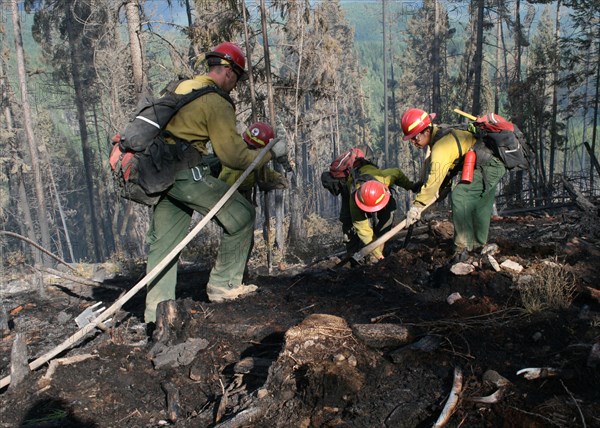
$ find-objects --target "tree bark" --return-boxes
[548,0,561,186]
[125,0,148,98]
[382,0,389,166]
[512,0,526,205]
[92,104,116,258]
[590,38,600,190]
[10,0,52,265]
[0,55,42,265]
[494,0,501,112]
[259,0,285,266]
[431,0,442,116]
[17,172,42,265]
[65,3,103,261]
[287,5,306,244]
[471,0,484,115]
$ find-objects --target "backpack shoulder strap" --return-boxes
[449,129,462,158]
[175,84,235,111]
[160,83,236,148]
[355,158,377,169]
[432,126,463,158]
[350,170,376,192]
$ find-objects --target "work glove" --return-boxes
[270,124,288,159]
[411,181,424,193]
[406,205,424,226]
[271,138,287,159]
[366,254,384,266]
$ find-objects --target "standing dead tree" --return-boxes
[9,0,52,265]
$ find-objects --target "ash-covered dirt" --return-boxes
[1,207,600,428]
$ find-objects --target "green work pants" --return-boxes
[451,157,506,251]
[144,165,255,322]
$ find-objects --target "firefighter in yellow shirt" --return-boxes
[401,108,506,259]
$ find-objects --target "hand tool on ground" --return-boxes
[0,137,278,391]
[74,302,112,329]
[336,199,437,268]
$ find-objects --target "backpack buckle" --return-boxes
[191,166,203,181]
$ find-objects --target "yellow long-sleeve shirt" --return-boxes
[165,76,272,171]
[414,126,476,207]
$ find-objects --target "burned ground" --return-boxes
[1,207,600,428]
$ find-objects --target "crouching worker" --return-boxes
[219,121,288,201]
[144,42,288,323]
[321,148,371,257]
[349,164,417,264]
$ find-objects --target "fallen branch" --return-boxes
[161,381,180,423]
[559,175,597,213]
[516,367,559,380]
[466,370,510,404]
[213,406,266,428]
[393,278,419,294]
[0,230,76,272]
[215,379,229,424]
[560,379,587,428]
[0,139,276,391]
[37,353,97,389]
[370,311,398,323]
[467,389,504,404]
[38,266,121,290]
[433,367,463,428]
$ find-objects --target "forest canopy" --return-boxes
[0,0,598,266]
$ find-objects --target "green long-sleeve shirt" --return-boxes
[165,76,273,171]
[219,166,285,191]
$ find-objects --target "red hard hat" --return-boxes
[401,108,436,141]
[354,180,390,213]
[206,42,248,80]
[243,122,274,149]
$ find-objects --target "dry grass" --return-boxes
[3,251,27,270]
[518,262,577,313]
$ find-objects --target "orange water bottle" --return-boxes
[461,149,476,184]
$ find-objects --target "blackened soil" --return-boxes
[1,209,600,428]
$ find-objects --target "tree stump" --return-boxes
[9,333,29,391]
[149,300,208,369]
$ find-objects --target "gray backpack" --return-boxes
[109,80,233,206]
